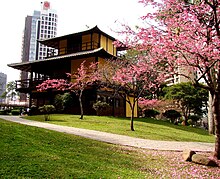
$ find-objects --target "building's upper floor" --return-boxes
[38,26,124,59]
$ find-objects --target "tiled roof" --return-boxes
[8,47,115,72]
[38,26,117,48]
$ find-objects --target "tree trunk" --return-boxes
[130,106,135,131]
[183,107,189,126]
[208,92,215,134]
[79,90,83,120]
[213,92,220,159]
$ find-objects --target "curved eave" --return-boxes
[38,25,117,48]
[8,47,116,73]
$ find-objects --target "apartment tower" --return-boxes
[20,1,58,102]
[0,72,7,103]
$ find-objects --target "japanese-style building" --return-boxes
[8,26,137,117]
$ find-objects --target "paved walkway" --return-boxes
[0,115,215,152]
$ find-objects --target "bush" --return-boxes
[163,110,181,124]
[93,101,110,116]
[54,94,64,113]
[11,110,20,116]
[189,115,201,125]
[144,109,160,118]
[0,110,7,115]
[29,105,38,116]
[39,105,55,121]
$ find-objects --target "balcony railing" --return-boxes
[15,78,48,91]
[47,41,99,58]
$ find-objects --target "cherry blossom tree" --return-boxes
[138,98,161,111]
[99,54,166,131]
[117,0,220,158]
[37,61,97,119]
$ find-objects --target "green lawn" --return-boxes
[0,119,171,178]
[0,119,220,179]
[24,114,215,143]
[1,119,219,178]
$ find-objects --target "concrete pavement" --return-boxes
[0,115,215,152]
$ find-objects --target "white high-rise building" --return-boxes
[20,1,57,101]
[0,72,7,103]
[27,1,58,61]
[37,1,58,60]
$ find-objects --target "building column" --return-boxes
[28,71,33,108]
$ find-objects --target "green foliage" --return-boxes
[93,101,110,116]
[62,93,74,108]
[11,110,20,116]
[39,105,55,121]
[0,109,11,115]
[54,93,74,113]
[29,105,38,116]
[0,110,7,115]
[189,115,201,125]
[163,110,181,124]
[144,109,160,118]
[4,81,18,101]
[163,82,208,121]
[54,94,64,112]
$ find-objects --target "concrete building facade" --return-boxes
[0,72,7,103]
[20,1,57,101]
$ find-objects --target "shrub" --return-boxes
[189,115,201,125]
[0,110,7,115]
[39,105,55,121]
[144,109,160,118]
[4,109,11,114]
[93,101,110,116]
[11,110,20,115]
[29,105,38,116]
[54,94,64,113]
[163,110,181,124]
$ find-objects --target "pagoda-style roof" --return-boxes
[38,26,117,49]
[8,47,115,75]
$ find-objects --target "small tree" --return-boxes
[39,105,55,121]
[189,115,201,126]
[54,94,64,113]
[163,82,208,124]
[138,98,161,118]
[163,110,181,124]
[37,61,98,119]
[2,81,18,103]
[54,93,74,113]
[93,101,110,116]
[144,109,160,118]
[98,55,166,131]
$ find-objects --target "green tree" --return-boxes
[39,105,55,121]
[163,82,208,124]
[93,101,110,116]
[54,93,74,113]
[2,81,18,102]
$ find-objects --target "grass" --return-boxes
[0,118,219,178]
[24,114,215,143]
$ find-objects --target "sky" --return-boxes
[0,0,146,83]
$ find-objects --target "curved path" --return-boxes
[0,115,214,152]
